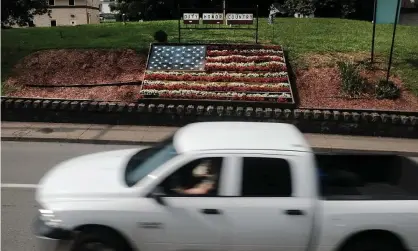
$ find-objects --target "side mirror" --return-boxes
[149,187,167,206]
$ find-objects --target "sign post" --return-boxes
[177,6,259,43]
[371,0,377,64]
[256,5,259,44]
[183,13,199,24]
[202,13,224,24]
[386,0,401,82]
[226,13,254,25]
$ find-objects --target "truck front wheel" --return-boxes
[71,227,132,251]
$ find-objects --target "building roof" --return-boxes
[173,122,311,153]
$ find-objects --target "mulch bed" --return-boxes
[5,49,146,102]
[7,49,146,86]
[297,67,418,111]
[4,50,418,111]
[11,85,141,102]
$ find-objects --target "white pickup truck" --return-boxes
[33,122,418,251]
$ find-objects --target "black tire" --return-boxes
[71,228,132,251]
[341,237,403,251]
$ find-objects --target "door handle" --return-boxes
[284,209,305,216]
[200,208,222,215]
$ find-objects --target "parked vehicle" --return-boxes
[33,122,418,251]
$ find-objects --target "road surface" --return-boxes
[1,141,418,251]
[1,141,142,251]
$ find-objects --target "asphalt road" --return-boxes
[1,141,142,251]
[1,141,418,251]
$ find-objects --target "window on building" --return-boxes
[49,0,55,5]
[50,20,57,27]
[69,0,75,5]
[241,157,292,197]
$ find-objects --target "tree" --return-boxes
[283,0,316,16]
[2,0,50,28]
[315,0,356,18]
[110,0,175,21]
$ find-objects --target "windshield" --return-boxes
[124,137,178,187]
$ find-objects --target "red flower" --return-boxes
[207,51,283,57]
[207,44,282,51]
[277,97,288,103]
[206,56,284,63]
[145,73,289,83]
[153,93,283,102]
[205,64,287,72]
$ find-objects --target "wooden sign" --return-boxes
[183,13,199,24]
[202,13,224,24]
[226,13,254,25]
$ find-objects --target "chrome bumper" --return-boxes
[35,236,72,251]
[33,214,74,251]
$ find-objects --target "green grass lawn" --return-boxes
[2,18,418,95]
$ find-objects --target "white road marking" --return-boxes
[1,183,38,189]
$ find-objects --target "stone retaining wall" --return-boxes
[2,97,417,138]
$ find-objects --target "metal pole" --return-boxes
[223,0,226,23]
[386,0,401,82]
[255,5,259,44]
[178,5,181,43]
[371,0,377,64]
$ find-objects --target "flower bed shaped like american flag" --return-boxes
[141,44,295,104]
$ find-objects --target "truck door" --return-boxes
[225,154,316,251]
[140,155,235,251]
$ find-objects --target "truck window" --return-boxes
[241,157,292,197]
[317,154,418,200]
[159,157,223,197]
[124,136,177,187]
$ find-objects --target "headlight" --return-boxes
[39,209,62,228]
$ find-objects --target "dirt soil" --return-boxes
[296,53,418,111]
[4,49,146,101]
[4,50,418,111]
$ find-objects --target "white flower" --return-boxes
[142,80,290,88]
[145,71,289,78]
[140,89,291,98]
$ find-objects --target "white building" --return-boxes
[34,0,100,27]
[99,0,118,21]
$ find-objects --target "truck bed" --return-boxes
[315,153,418,200]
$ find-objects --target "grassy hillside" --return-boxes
[2,18,418,95]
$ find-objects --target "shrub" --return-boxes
[337,61,366,97]
[283,0,316,16]
[375,80,400,100]
[154,30,168,43]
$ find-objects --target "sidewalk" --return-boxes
[2,122,418,154]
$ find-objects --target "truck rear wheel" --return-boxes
[342,237,402,251]
[71,227,132,251]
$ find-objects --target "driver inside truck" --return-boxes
[174,159,219,195]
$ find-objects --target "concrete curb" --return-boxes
[3,137,418,156]
[0,137,153,146]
